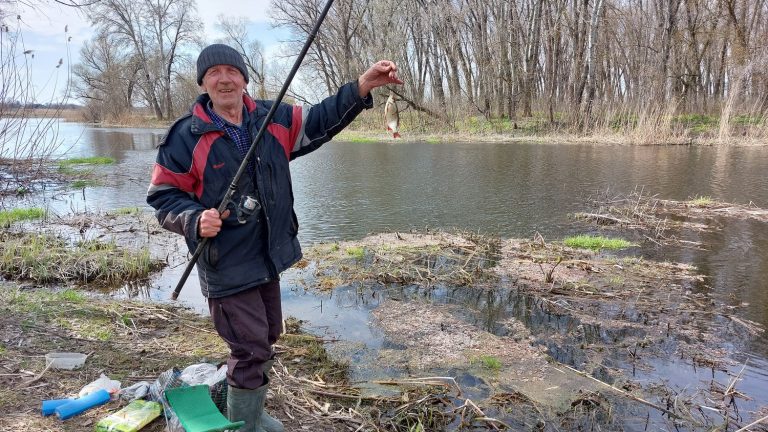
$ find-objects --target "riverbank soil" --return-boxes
[1,199,766,431]
[0,285,395,431]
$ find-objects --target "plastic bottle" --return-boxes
[55,389,111,420]
[41,398,73,416]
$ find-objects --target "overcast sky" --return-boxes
[13,0,288,104]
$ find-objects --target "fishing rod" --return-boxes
[171,0,336,300]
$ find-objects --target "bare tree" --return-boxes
[215,15,269,99]
[85,0,200,120]
[0,11,71,198]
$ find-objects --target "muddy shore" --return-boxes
[1,199,767,431]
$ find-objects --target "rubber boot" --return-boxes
[259,359,284,432]
[227,385,266,432]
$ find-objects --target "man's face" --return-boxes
[201,65,246,112]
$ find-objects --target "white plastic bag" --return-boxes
[179,363,219,386]
[79,373,121,398]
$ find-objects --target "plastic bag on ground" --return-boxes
[79,373,121,399]
[119,381,151,401]
[148,368,184,432]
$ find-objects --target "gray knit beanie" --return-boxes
[196,44,249,85]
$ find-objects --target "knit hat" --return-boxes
[196,44,249,85]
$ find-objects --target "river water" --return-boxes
[9,121,768,428]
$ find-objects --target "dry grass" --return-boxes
[0,231,162,285]
[303,231,501,289]
[575,189,768,247]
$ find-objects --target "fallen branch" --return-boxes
[560,363,687,421]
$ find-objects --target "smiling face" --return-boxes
[200,64,247,116]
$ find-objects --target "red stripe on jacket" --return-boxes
[150,131,224,199]
[267,105,303,160]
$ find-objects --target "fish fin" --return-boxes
[393,132,401,139]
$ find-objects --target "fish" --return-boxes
[384,92,401,139]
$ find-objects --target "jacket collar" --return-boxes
[189,93,264,135]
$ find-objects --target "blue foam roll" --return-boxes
[41,398,73,416]
[55,389,110,420]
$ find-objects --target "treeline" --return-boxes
[74,0,767,137]
[282,0,768,133]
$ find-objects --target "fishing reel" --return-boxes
[236,195,261,224]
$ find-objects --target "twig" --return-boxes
[735,414,768,432]
[17,361,52,389]
[306,388,396,402]
[560,363,687,421]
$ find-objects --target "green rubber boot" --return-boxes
[226,385,266,432]
[259,358,284,432]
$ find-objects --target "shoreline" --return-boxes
[47,113,766,147]
[0,198,767,430]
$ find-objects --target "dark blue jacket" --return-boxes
[147,81,372,298]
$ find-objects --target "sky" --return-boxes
[11,0,289,104]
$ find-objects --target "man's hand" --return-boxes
[198,208,230,238]
[358,60,404,97]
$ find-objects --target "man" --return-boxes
[147,43,402,431]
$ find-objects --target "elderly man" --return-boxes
[147,43,402,431]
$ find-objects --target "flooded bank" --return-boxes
[3,122,768,429]
[291,227,766,430]
[1,194,767,429]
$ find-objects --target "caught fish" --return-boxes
[384,92,401,139]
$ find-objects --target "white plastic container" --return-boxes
[46,352,87,370]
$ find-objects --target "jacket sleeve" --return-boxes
[146,132,205,243]
[281,80,373,160]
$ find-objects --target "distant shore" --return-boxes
[11,107,766,146]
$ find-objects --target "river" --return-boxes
[7,120,768,428]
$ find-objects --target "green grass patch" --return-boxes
[59,289,86,303]
[732,115,765,126]
[0,208,45,227]
[59,156,115,167]
[688,195,714,206]
[0,232,162,285]
[345,246,365,260]
[564,235,635,251]
[474,355,502,371]
[340,134,379,143]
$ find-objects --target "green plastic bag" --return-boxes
[95,399,162,432]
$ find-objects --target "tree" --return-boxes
[85,0,201,120]
[215,15,269,99]
[73,31,138,122]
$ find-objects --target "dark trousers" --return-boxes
[208,280,282,389]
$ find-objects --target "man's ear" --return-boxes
[199,84,207,94]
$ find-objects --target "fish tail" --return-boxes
[393,132,401,139]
